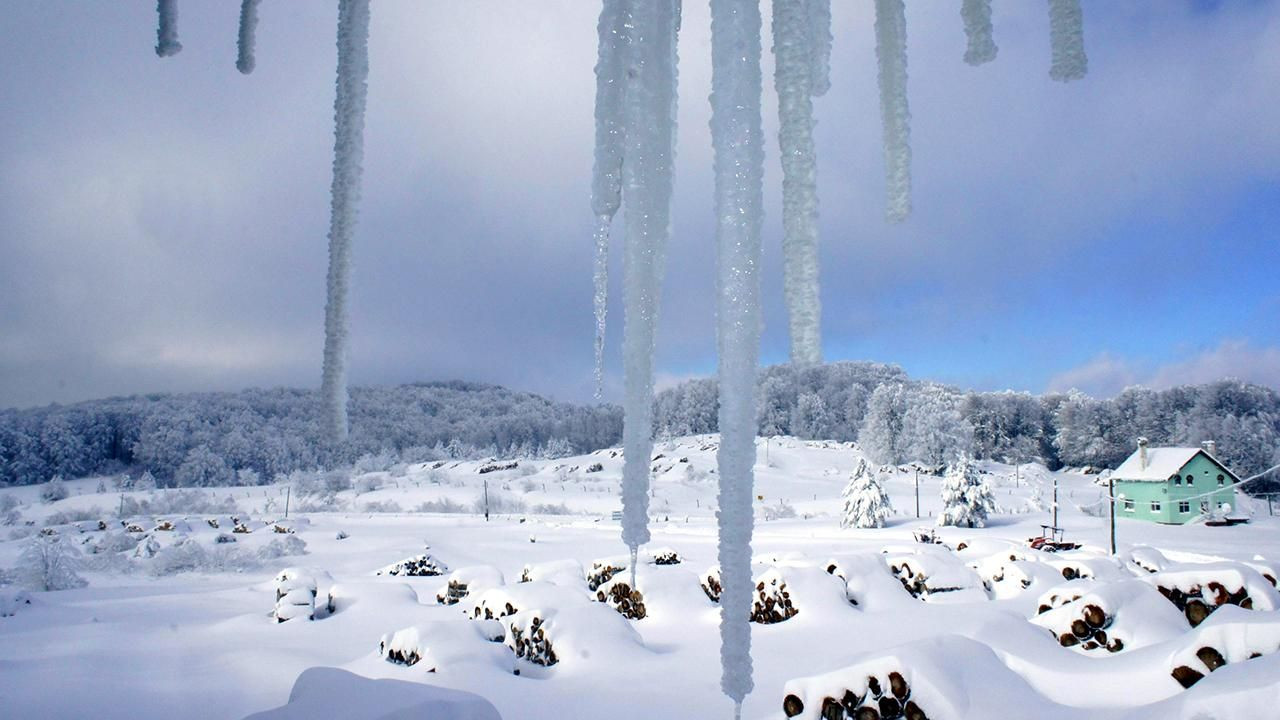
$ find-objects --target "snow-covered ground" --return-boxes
[2,435,1278,719]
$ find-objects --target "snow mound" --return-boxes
[379,620,512,673]
[497,602,647,670]
[274,568,318,623]
[518,559,584,587]
[435,565,505,606]
[1143,562,1280,626]
[1168,607,1280,689]
[883,548,987,603]
[469,581,590,622]
[375,553,448,578]
[325,581,420,616]
[826,554,914,610]
[1124,545,1172,575]
[0,588,33,617]
[241,666,501,720]
[1031,579,1186,654]
[647,546,681,565]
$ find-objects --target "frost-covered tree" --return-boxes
[17,534,87,592]
[900,384,972,468]
[40,476,69,503]
[860,383,907,464]
[791,392,831,440]
[937,453,996,528]
[176,446,234,487]
[840,457,893,528]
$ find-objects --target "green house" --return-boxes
[1111,439,1239,525]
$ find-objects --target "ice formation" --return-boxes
[591,0,632,399]
[1048,0,1087,81]
[772,0,824,366]
[961,0,997,66]
[874,0,911,223]
[710,0,766,710]
[155,0,182,58]
[806,0,832,97]
[619,0,679,564]
[320,0,372,443]
[236,0,261,75]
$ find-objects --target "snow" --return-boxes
[1048,0,1087,82]
[243,667,501,720]
[618,0,680,563]
[320,0,372,443]
[874,0,911,223]
[3,437,1280,719]
[1112,447,1234,482]
[154,0,182,58]
[236,0,261,75]
[709,0,767,709]
[961,0,997,66]
[772,0,823,366]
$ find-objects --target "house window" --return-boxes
[1173,475,1182,485]
[1123,499,1134,512]
[1185,474,1194,486]
[1218,474,1226,486]
[1151,500,1162,513]
[1178,501,1190,513]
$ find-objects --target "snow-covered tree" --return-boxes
[900,384,972,468]
[937,453,996,528]
[791,392,831,440]
[840,457,893,528]
[175,446,233,487]
[17,534,87,592]
[859,383,907,464]
[40,476,69,503]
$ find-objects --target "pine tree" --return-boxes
[938,453,996,528]
[841,457,893,528]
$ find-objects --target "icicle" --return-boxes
[874,0,911,223]
[1048,0,1087,82]
[155,0,182,57]
[320,0,372,443]
[591,0,632,400]
[619,0,679,564]
[772,0,822,366]
[961,0,997,66]
[629,545,638,590]
[236,0,261,74]
[806,0,832,97]
[710,0,764,709]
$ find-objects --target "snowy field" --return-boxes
[2,435,1278,719]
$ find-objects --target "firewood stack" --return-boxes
[376,554,448,578]
[437,580,470,606]
[586,560,625,591]
[783,670,929,720]
[505,614,558,667]
[1171,640,1277,689]
[1042,602,1124,653]
[273,569,317,623]
[1035,588,1084,615]
[232,521,251,534]
[1156,581,1253,627]
[701,566,723,603]
[650,548,681,566]
[751,569,798,624]
[471,595,520,621]
[595,577,647,620]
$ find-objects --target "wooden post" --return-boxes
[484,479,490,522]
[1052,476,1059,530]
[284,486,291,519]
[119,493,125,518]
[1108,477,1116,556]
[914,467,920,518]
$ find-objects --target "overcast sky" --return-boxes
[2,1,1278,409]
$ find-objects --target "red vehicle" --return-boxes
[1028,525,1080,552]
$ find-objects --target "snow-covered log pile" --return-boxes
[884,551,987,602]
[587,556,627,591]
[701,566,723,603]
[376,554,448,578]
[649,547,681,566]
[1034,579,1095,614]
[232,520,251,534]
[505,612,558,666]
[751,568,799,624]
[519,559,584,586]
[274,568,317,623]
[1168,610,1280,689]
[435,566,504,606]
[125,523,146,533]
[783,665,929,720]
[468,582,589,623]
[1032,579,1188,653]
[1123,545,1172,575]
[1041,554,1127,583]
[595,575,647,620]
[378,620,509,672]
[1143,562,1280,626]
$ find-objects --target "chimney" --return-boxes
[1137,437,1149,470]
[1202,440,1217,457]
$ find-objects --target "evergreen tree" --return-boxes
[937,453,996,528]
[841,457,893,528]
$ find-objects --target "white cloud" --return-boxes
[1048,341,1280,397]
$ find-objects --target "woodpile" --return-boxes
[478,461,519,474]
[888,560,967,600]
[376,554,448,578]
[1035,588,1084,615]
[1155,581,1252,627]
[273,524,294,534]
[154,520,175,532]
[651,549,681,566]
[784,670,929,719]
[586,463,604,473]
[97,520,109,531]
[701,567,723,603]
[505,614,557,667]
[751,569,798,624]
[471,596,520,621]
[587,560,625,591]
[596,578,646,620]
[232,522,251,534]
[206,518,219,529]
[1171,643,1271,689]
[274,569,317,623]
[438,580,471,606]
[1043,603,1124,653]
[125,523,146,533]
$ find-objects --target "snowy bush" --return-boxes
[360,499,402,513]
[937,453,996,528]
[474,492,526,515]
[258,535,308,561]
[530,502,575,515]
[840,458,893,529]
[45,507,105,526]
[763,499,798,521]
[119,490,242,518]
[148,537,209,576]
[414,498,469,514]
[377,554,447,577]
[40,477,70,503]
[16,533,87,591]
[0,494,21,526]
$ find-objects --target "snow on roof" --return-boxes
[1113,447,1234,482]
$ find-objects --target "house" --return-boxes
[1111,439,1239,524]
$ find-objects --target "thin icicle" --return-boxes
[619,0,679,562]
[236,0,262,74]
[874,0,911,223]
[772,0,822,366]
[591,0,632,399]
[155,0,182,57]
[1048,0,1087,82]
[806,0,832,97]
[320,0,372,444]
[961,0,997,66]
[710,0,764,710]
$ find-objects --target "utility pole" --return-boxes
[1014,462,1020,488]
[1052,476,1059,529]
[119,493,125,518]
[1108,476,1116,556]
[914,467,920,518]
[483,479,490,522]
[284,486,291,519]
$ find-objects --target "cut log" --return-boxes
[1171,665,1204,689]
[1083,604,1106,628]
[1185,599,1210,627]
[821,697,845,720]
[888,672,908,701]
[877,696,901,718]
[1196,646,1227,672]
[903,700,928,720]
[783,694,805,717]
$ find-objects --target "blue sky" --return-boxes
[1,1,1278,409]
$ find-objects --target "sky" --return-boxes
[1,1,1278,410]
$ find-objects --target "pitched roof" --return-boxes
[1113,446,1238,483]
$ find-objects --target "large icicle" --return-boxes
[806,0,832,97]
[961,0,997,66]
[155,0,182,57]
[772,0,823,366]
[874,0,911,223]
[619,0,679,576]
[236,0,262,74]
[1048,0,1087,82]
[710,0,765,712]
[591,0,632,399]
[319,0,372,444]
